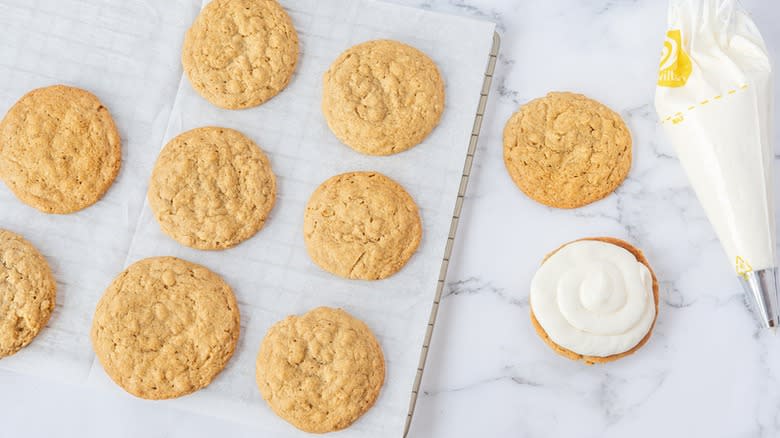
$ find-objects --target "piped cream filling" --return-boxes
[531,240,655,357]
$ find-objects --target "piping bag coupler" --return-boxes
[654,0,779,328]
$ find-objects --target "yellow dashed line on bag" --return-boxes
[662,83,748,125]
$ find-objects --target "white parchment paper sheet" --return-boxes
[0,1,495,436]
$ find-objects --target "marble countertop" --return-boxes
[2,1,780,437]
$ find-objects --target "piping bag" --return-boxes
[655,0,778,327]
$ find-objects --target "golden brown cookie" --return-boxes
[91,256,240,399]
[0,229,56,358]
[256,307,385,433]
[322,40,445,155]
[0,85,121,214]
[303,171,422,280]
[182,0,299,109]
[530,237,659,365]
[148,127,276,250]
[503,92,631,209]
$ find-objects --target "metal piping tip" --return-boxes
[740,268,780,329]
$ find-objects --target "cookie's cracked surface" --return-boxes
[256,307,385,433]
[322,40,445,155]
[303,171,422,280]
[0,229,56,358]
[0,85,121,213]
[503,92,631,208]
[148,127,276,250]
[91,256,240,399]
[182,0,299,109]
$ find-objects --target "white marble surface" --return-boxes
[1,0,780,437]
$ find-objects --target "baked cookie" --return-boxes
[182,0,299,109]
[0,229,56,358]
[530,237,659,365]
[256,307,385,433]
[322,40,445,155]
[303,171,422,280]
[503,92,631,209]
[148,127,276,250]
[0,85,121,213]
[91,256,240,399]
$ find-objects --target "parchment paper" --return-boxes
[0,1,496,436]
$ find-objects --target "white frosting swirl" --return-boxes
[530,240,656,357]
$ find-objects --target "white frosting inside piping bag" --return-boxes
[655,0,775,274]
[530,241,656,357]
